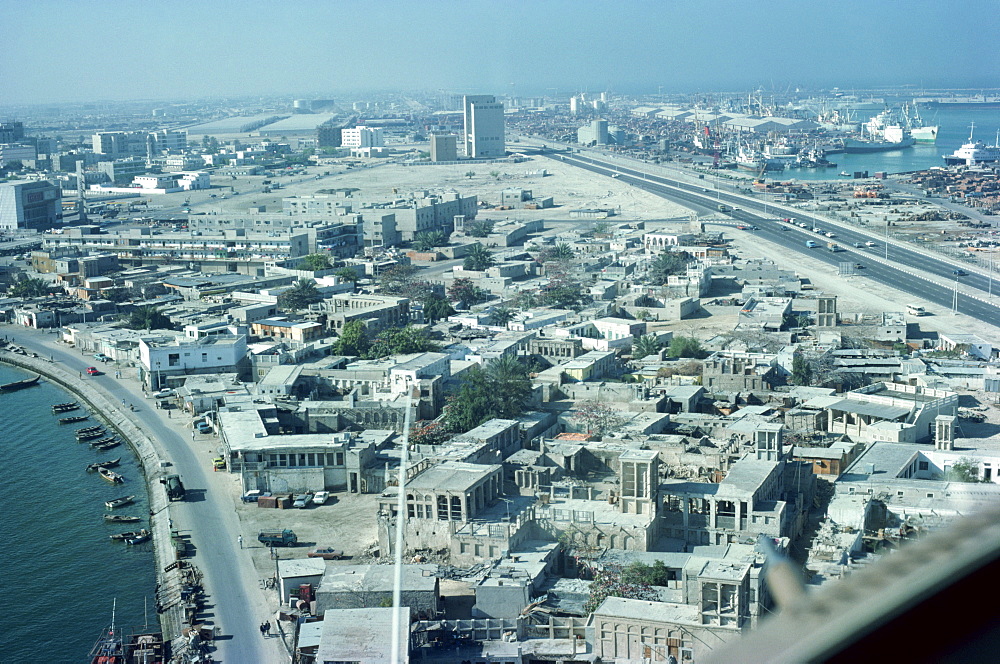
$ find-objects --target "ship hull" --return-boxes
[842,137,916,153]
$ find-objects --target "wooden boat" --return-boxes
[104,514,141,523]
[105,495,136,509]
[59,415,90,424]
[94,440,121,451]
[126,531,151,545]
[0,374,40,391]
[110,528,148,541]
[52,402,79,413]
[87,458,121,472]
[99,467,125,484]
[89,436,117,447]
[76,425,103,434]
[77,430,105,441]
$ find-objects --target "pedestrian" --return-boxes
[122,398,126,406]
[238,535,243,549]
[259,622,265,636]
[264,620,271,636]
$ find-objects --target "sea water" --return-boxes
[0,365,157,661]
[784,106,1000,180]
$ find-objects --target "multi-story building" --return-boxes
[463,95,505,158]
[0,181,62,230]
[138,333,250,389]
[92,131,149,159]
[0,143,36,163]
[340,126,384,148]
[430,133,457,162]
[0,121,25,143]
[96,157,148,184]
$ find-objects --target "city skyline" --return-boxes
[3,0,999,104]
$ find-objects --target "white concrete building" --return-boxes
[340,126,384,148]
[463,95,505,158]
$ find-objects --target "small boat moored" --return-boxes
[59,415,90,424]
[126,531,152,545]
[0,374,41,392]
[105,495,136,509]
[77,429,106,441]
[52,402,79,413]
[104,514,141,523]
[87,458,121,472]
[110,528,149,541]
[99,467,125,484]
[93,440,121,451]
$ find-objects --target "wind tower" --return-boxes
[75,160,87,224]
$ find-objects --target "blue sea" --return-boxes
[785,106,1000,180]
[0,365,156,661]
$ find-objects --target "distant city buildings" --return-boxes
[92,130,187,160]
[462,94,505,158]
[340,126,384,149]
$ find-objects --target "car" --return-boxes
[736,225,748,230]
[825,232,836,238]
[750,226,759,231]
[865,241,877,247]
[853,242,864,248]
[292,493,311,508]
[854,263,865,269]
[953,269,968,276]
[307,547,344,560]
[85,366,101,375]
[153,388,174,398]
[196,421,213,434]
[312,491,330,505]
[93,353,111,363]
[212,456,226,470]
[241,490,272,503]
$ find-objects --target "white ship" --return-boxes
[942,123,1000,166]
[903,103,938,143]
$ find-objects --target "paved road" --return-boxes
[556,151,1000,326]
[2,326,287,663]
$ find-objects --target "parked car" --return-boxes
[93,353,112,363]
[242,490,271,503]
[212,456,226,470]
[196,421,213,434]
[307,547,344,560]
[86,366,101,375]
[312,491,330,505]
[292,493,311,508]
[153,388,174,398]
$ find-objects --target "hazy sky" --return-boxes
[3,0,999,104]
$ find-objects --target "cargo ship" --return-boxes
[903,103,938,144]
[916,94,1000,109]
[942,124,1000,166]
[843,113,915,153]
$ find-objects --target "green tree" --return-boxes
[634,309,651,321]
[123,305,172,330]
[297,253,332,271]
[538,243,575,263]
[632,334,663,360]
[364,325,438,359]
[447,278,486,308]
[540,282,587,310]
[573,400,626,437]
[464,171,476,179]
[442,356,531,433]
[333,267,359,282]
[648,251,692,285]
[333,320,369,356]
[422,294,455,322]
[490,306,514,327]
[791,354,814,386]
[412,231,447,252]
[9,276,51,298]
[583,565,658,615]
[277,278,323,312]
[102,288,133,303]
[667,336,707,359]
[947,458,983,483]
[378,264,433,300]
[463,245,496,272]
[466,219,495,238]
[592,221,611,235]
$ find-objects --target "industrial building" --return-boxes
[0,180,62,230]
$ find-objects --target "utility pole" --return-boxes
[953,276,960,315]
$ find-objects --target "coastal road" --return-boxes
[555,151,1000,325]
[1,326,287,663]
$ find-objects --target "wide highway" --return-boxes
[555,151,1000,326]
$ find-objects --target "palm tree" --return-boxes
[490,306,514,327]
[277,278,323,312]
[463,244,496,272]
[632,334,663,360]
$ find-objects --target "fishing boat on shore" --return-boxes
[89,600,167,664]
[0,374,40,392]
[99,467,125,484]
[105,495,136,509]
[89,601,125,664]
[104,513,141,523]
[126,531,151,545]
[51,402,78,413]
[87,458,121,472]
[110,528,148,541]
[94,440,122,451]
[59,414,89,424]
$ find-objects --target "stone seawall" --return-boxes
[0,351,187,645]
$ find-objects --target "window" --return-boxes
[919,461,929,471]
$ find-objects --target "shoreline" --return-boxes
[0,349,189,650]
